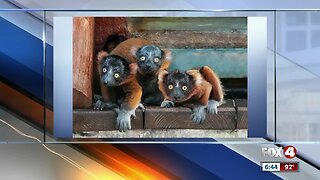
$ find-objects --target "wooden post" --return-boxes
[73,17,94,108]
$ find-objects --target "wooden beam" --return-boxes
[73,17,95,108]
[131,31,247,48]
[94,17,129,54]
[73,109,144,132]
[144,99,247,130]
[128,17,247,48]
[73,99,247,132]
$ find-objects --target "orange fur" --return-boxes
[158,66,223,107]
[110,38,171,105]
[110,38,150,63]
[98,38,172,108]
[186,70,212,106]
[121,76,142,110]
[97,69,142,110]
[97,39,148,110]
[157,59,171,75]
[199,66,224,102]
[111,38,172,75]
[156,49,172,75]
[97,51,108,62]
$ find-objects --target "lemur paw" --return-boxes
[191,106,206,124]
[160,100,175,108]
[114,108,134,132]
[207,100,222,114]
[131,111,136,119]
[93,100,106,110]
[138,103,146,112]
[106,102,119,109]
[93,94,103,101]
[94,100,118,110]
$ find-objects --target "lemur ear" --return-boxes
[187,69,202,86]
[129,63,138,74]
[131,46,140,57]
[158,70,169,82]
[163,49,172,61]
[97,50,108,62]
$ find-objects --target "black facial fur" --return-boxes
[164,70,195,102]
[138,74,164,105]
[136,45,164,74]
[99,55,130,86]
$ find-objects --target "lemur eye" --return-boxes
[154,57,159,63]
[102,68,107,73]
[114,73,120,78]
[182,86,188,91]
[140,56,146,61]
[168,85,173,90]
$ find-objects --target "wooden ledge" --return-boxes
[73,99,247,132]
[73,109,144,132]
[145,99,247,130]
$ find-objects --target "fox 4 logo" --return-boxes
[262,146,296,159]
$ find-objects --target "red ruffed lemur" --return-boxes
[96,50,142,132]
[108,36,172,106]
[94,36,171,131]
[134,44,172,105]
[158,66,224,124]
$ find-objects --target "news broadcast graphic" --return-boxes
[262,145,297,159]
[53,11,269,140]
[261,145,299,172]
[261,162,299,172]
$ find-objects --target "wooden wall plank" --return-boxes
[94,17,129,54]
[131,31,247,48]
[144,107,236,129]
[73,99,247,132]
[73,17,95,108]
[145,99,247,130]
[128,17,247,33]
[128,17,247,48]
[73,109,143,132]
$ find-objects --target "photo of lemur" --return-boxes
[73,17,247,138]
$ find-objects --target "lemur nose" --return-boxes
[146,64,151,68]
[173,95,179,99]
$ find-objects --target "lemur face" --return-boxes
[99,55,130,86]
[136,45,164,74]
[163,70,195,103]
